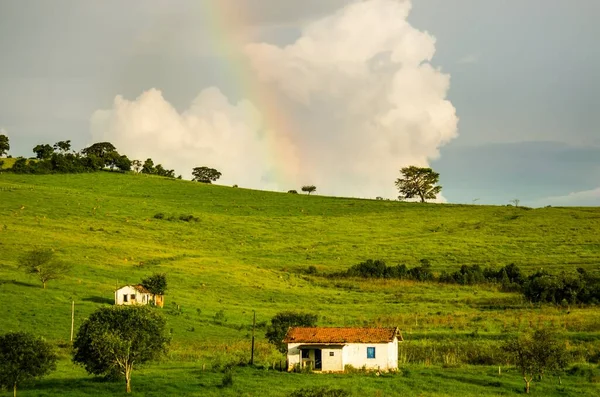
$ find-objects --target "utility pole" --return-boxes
[250,310,256,365]
[70,299,75,343]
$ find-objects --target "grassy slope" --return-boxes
[1,172,599,396]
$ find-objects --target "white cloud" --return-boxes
[90,0,458,199]
[536,187,600,207]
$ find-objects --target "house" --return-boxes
[114,284,164,307]
[284,327,401,372]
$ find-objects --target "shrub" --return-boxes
[153,213,165,220]
[220,368,234,388]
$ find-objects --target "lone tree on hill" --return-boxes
[503,328,569,394]
[266,311,318,353]
[18,249,71,289]
[395,166,442,203]
[0,332,58,397]
[0,134,9,157]
[192,166,222,183]
[301,185,316,195]
[32,144,54,160]
[72,306,170,393]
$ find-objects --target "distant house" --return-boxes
[114,284,164,307]
[284,327,401,372]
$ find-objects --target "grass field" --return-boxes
[1,172,599,396]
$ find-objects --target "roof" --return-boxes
[116,284,152,294]
[283,327,400,344]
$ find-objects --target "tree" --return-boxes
[192,166,221,183]
[114,155,132,172]
[0,332,57,397]
[395,166,442,203]
[265,311,318,353]
[72,306,170,393]
[142,158,155,174]
[32,144,54,160]
[81,142,116,159]
[0,134,9,157]
[288,190,298,194]
[131,160,142,173]
[53,140,71,153]
[503,328,569,393]
[141,273,167,296]
[18,249,71,289]
[301,185,316,195]
[509,198,521,207]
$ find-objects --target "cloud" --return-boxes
[91,0,458,199]
[536,187,600,207]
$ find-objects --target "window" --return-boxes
[302,350,310,359]
[367,347,376,359]
[130,294,136,300]
[123,294,128,303]
[329,352,335,357]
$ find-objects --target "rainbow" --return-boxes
[198,1,302,188]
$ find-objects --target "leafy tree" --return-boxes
[192,166,221,183]
[32,144,54,160]
[141,273,167,296]
[0,134,9,157]
[266,311,318,353]
[72,306,170,393]
[503,328,569,394]
[301,185,316,195]
[0,332,58,397]
[131,160,142,173]
[142,158,155,174]
[18,249,71,289]
[81,142,116,159]
[395,166,442,203]
[53,140,71,153]
[115,155,132,172]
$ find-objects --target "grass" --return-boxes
[1,171,599,395]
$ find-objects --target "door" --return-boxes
[314,349,322,370]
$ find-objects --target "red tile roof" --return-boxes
[283,327,399,344]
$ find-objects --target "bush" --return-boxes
[220,368,234,388]
[153,213,165,220]
[178,214,199,222]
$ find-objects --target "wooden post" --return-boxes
[250,310,256,365]
[70,300,75,343]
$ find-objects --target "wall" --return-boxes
[342,339,398,371]
[114,286,151,306]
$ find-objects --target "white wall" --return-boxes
[342,339,398,371]
[114,286,151,306]
[287,339,399,372]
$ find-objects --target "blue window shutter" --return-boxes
[367,347,376,359]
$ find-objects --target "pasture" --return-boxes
[1,172,599,395]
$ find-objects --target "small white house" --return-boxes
[284,327,401,372]
[114,284,163,307]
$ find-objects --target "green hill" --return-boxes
[1,172,599,396]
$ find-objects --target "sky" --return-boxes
[0,0,598,206]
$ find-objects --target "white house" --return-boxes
[284,327,401,372]
[114,284,164,307]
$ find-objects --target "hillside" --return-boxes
[1,172,599,396]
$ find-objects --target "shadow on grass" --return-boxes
[435,372,507,390]
[82,296,113,305]
[1,279,39,288]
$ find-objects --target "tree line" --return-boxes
[318,259,600,305]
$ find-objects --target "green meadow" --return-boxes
[1,172,599,396]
